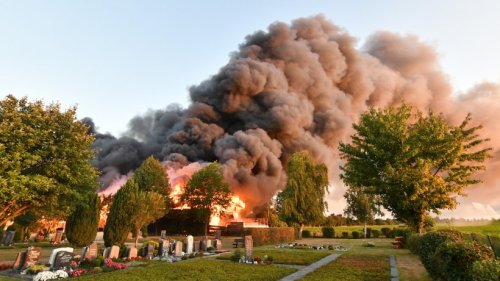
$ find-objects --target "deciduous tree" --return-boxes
[339,105,490,233]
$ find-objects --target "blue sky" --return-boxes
[1,0,500,136]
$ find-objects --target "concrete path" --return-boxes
[279,253,341,281]
[390,255,400,281]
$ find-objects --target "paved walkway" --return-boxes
[279,253,341,281]
[390,255,400,281]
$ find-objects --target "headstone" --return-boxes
[206,239,212,250]
[81,242,98,261]
[52,251,74,270]
[12,251,27,270]
[215,229,222,240]
[23,247,42,269]
[109,245,120,259]
[53,229,63,244]
[103,247,110,258]
[185,235,194,254]
[214,239,222,250]
[160,230,166,239]
[244,235,253,261]
[200,239,207,252]
[174,241,183,256]
[145,243,155,259]
[158,239,169,256]
[2,231,15,246]
[49,247,73,266]
[194,240,200,252]
[1,231,7,245]
[127,247,137,259]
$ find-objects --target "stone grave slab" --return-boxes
[174,241,183,256]
[215,229,222,240]
[127,247,137,259]
[81,242,98,261]
[185,235,193,254]
[49,247,73,266]
[244,235,253,261]
[109,245,120,259]
[200,240,207,252]
[12,251,27,270]
[23,247,42,269]
[52,251,74,270]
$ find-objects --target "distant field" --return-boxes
[305,220,500,237]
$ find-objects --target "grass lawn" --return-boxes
[304,224,406,236]
[75,258,295,281]
[435,220,500,237]
[218,247,333,265]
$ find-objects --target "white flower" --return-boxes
[33,270,69,281]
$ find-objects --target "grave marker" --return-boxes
[160,230,166,239]
[2,231,15,246]
[174,241,183,256]
[194,240,200,252]
[214,239,222,250]
[53,251,74,270]
[146,243,155,259]
[244,235,253,261]
[23,247,42,269]
[200,239,207,252]
[52,229,63,244]
[158,239,169,256]
[49,247,73,266]
[109,245,120,259]
[127,247,137,259]
[185,235,194,254]
[12,251,27,270]
[81,242,98,261]
[215,229,222,240]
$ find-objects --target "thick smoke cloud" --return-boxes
[90,15,500,216]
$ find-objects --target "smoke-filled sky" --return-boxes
[1,1,500,219]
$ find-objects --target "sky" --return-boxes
[1,0,500,219]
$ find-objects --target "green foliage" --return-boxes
[180,162,231,236]
[343,186,380,226]
[129,190,166,247]
[0,95,99,226]
[432,240,494,281]
[418,230,465,275]
[278,152,328,234]
[103,178,138,247]
[66,193,100,247]
[342,232,348,238]
[471,259,500,281]
[321,227,335,238]
[245,227,296,246]
[381,227,391,238]
[371,229,380,238]
[351,231,360,239]
[339,105,491,233]
[132,156,171,206]
[302,229,312,238]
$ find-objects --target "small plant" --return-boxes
[302,230,312,238]
[352,231,360,239]
[342,232,349,238]
[26,264,47,274]
[253,256,262,264]
[321,227,335,238]
[231,249,243,262]
[104,258,127,270]
[189,253,196,259]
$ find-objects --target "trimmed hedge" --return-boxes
[371,229,380,238]
[302,230,312,238]
[352,231,360,239]
[246,227,295,246]
[471,259,500,281]
[432,240,494,281]
[321,227,335,238]
[418,229,464,273]
[381,227,391,238]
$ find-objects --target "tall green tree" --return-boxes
[344,186,381,237]
[65,193,100,247]
[278,152,329,238]
[180,163,231,236]
[103,178,137,247]
[339,105,491,233]
[130,190,166,248]
[0,95,98,227]
[133,156,171,204]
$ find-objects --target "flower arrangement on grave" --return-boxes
[33,270,68,281]
[104,258,127,270]
[263,255,273,265]
[253,256,262,264]
[25,264,47,275]
[0,263,13,270]
[71,268,86,277]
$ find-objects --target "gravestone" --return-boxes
[185,235,194,254]
[158,239,169,256]
[160,230,166,239]
[145,243,155,259]
[2,231,15,246]
[200,239,207,252]
[206,239,212,250]
[109,245,120,259]
[127,247,137,259]
[174,241,183,256]
[215,229,222,240]
[214,239,222,250]
[49,247,73,266]
[194,240,200,252]
[23,247,42,269]
[53,229,63,244]
[12,251,27,270]
[52,251,74,270]
[81,242,98,261]
[103,247,110,259]
[244,235,253,261]
[0,231,6,245]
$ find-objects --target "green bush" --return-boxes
[66,193,100,247]
[245,227,295,246]
[418,229,464,273]
[231,249,243,262]
[366,228,371,238]
[342,232,349,238]
[104,179,137,247]
[371,229,380,238]
[432,240,494,281]
[321,227,335,238]
[406,233,420,255]
[352,231,360,239]
[302,230,312,238]
[381,227,391,238]
[393,228,413,248]
[471,259,500,281]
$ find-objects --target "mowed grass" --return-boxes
[76,258,295,281]
[217,248,333,265]
[435,220,500,237]
[304,224,406,236]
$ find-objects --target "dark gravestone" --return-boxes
[23,247,41,269]
[12,251,27,270]
[158,239,169,256]
[81,242,98,261]
[53,251,74,270]
[53,229,63,244]
[160,230,166,239]
[2,231,15,246]
[194,240,200,253]
[200,239,207,252]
